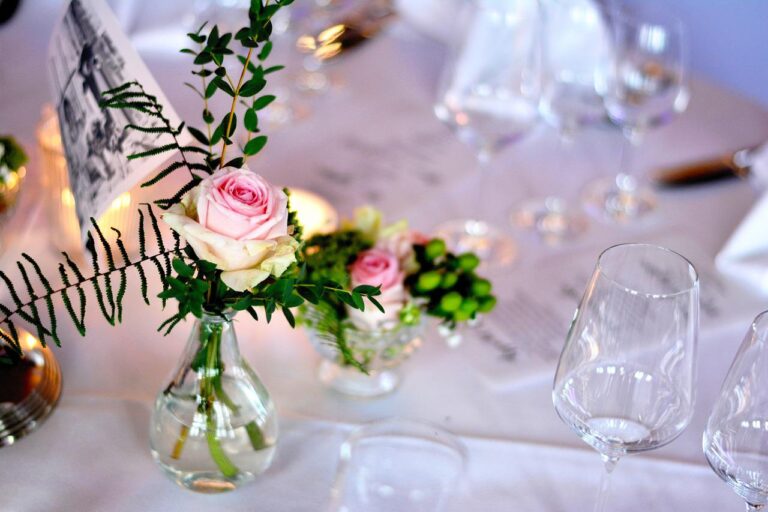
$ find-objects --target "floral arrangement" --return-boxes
[0,136,27,185]
[0,1,382,362]
[299,207,496,370]
[0,0,393,483]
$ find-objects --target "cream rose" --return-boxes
[163,167,298,292]
[347,248,406,330]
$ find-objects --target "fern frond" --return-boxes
[0,206,188,353]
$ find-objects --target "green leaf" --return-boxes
[258,41,272,61]
[172,258,194,278]
[243,136,267,156]
[218,113,237,138]
[224,157,244,168]
[187,126,209,146]
[238,76,266,97]
[264,65,285,74]
[252,94,276,111]
[282,306,295,328]
[194,51,213,65]
[244,108,259,132]
[203,108,215,124]
[216,78,236,97]
[237,54,259,74]
[205,79,217,99]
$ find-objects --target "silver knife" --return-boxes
[654,145,763,187]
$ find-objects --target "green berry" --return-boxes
[440,292,463,312]
[453,309,472,322]
[477,295,497,313]
[460,297,479,315]
[425,239,447,260]
[457,253,480,272]
[471,278,492,297]
[416,271,441,292]
[441,272,459,289]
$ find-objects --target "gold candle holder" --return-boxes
[0,330,62,448]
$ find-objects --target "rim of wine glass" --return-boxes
[596,242,699,298]
[749,309,768,340]
[343,417,469,467]
[608,3,688,68]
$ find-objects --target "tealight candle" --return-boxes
[37,106,136,256]
[288,188,339,238]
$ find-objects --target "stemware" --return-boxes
[433,0,541,266]
[553,243,699,511]
[328,418,467,512]
[583,5,689,222]
[704,311,768,511]
[514,0,609,243]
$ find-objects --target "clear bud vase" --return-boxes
[149,311,278,493]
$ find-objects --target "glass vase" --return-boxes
[304,306,424,398]
[149,311,278,493]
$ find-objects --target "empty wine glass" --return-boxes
[583,5,689,222]
[514,0,610,243]
[328,418,467,512]
[704,311,768,511]
[553,243,699,511]
[434,0,541,266]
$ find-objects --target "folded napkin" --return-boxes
[717,144,768,294]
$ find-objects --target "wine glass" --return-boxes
[514,0,610,243]
[582,5,689,222]
[553,243,699,511]
[704,310,768,511]
[433,0,541,266]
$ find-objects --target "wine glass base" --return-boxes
[435,219,517,267]
[513,197,588,245]
[582,176,657,223]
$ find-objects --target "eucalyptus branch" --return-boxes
[219,46,254,168]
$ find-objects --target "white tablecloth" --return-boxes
[2,1,768,511]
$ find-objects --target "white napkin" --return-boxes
[717,144,768,294]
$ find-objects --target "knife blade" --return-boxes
[653,146,760,187]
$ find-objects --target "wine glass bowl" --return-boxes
[553,243,699,510]
[704,311,768,510]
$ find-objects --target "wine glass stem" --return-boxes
[474,155,491,225]
[594,456,619,512]
[618,134,633,179]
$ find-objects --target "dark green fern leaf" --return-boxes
[16,261,50,347]
[21,254,60,347]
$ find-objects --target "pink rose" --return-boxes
[348,249,406,330]
[163,167,298,292]
[350,249,403,291]
[197,168,288,240]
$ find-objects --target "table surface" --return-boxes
[2,1,768,511]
